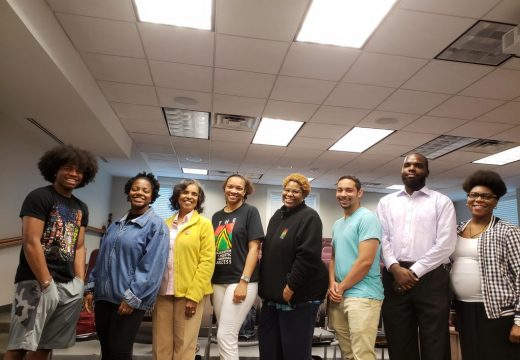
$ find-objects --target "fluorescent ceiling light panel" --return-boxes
[329,127,394,152]
[252,118,304,146]
[296,0,396,48]
[134,0,212,30]
[307,177,315,182]
[182,168,208,175]
[386,185,404,190]
[407,135,478,160]
[473,145,520,165]
[163,107,209,140]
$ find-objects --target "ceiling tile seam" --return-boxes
[482,0,514,20]
[52,10,138,24]
[473,100,520,124]
[425,94,506,121]
[395,6,483,21]
[216,32,293,45]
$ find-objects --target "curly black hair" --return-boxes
[38,145,98,188]
[462,170,507,199]
[170,179,205,214]
[124,172,161,204]
[222,174,255,200]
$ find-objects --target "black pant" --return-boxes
[454,300,520,360]
[382,266,451,360]
[258,301,320,360]
[94,300,145,360]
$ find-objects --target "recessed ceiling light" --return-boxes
[252,118,304,147]
[174,96,198,106]
[329,127,394,152]
[307,177,315,182]
[134,0,212,30]
[163,107,209,140]
[296,0,397,48]
[405,135,478,160]
[473,145,520,165]
[182,168,208,175]
[386,184,404,190]
[185,156,202,163]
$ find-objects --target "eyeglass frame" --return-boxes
[467,192,497,201]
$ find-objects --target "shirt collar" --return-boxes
[117,207,156,227]
[397,185,431,198]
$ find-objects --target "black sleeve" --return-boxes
[286,211,323,291]
[19,187,52,222]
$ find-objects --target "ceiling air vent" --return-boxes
[213,114,260,132]
[463,139,516,154]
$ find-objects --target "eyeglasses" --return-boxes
[283,189,302,195]
[467,192,497,201]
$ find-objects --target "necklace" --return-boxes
[468,217,492,238]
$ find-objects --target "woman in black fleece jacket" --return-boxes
[258,173,328,360]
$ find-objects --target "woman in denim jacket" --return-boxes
[84,172,169,360]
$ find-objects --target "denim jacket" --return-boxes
[86,207,169,310]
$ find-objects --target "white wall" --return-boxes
[0,115,112,306]
[110,176,385,238]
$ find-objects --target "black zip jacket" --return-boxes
[259,201,328,303]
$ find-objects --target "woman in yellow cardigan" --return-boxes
[152,179,215,360]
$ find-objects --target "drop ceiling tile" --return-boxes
[57,14,144,57]
[214,68,275,98]
[48,0,136,21]
[310,151,358,169]
[298,123,348,140]
[309,106,369,125]
[138,23,214,66]
[283,147,324,160]
[365,143,416,156]
[215,34,289,74]
[325,83,394,109]
[475,101,520,125]
[211,140,250,154]
[356,111,419,130]
[137,143,175,153]
[403,116,468,134]
[448,120,513,137]
[130,133,171,146]
[156,88,212,112]
[98,81,158,106]
[488,125,520,141]
[280,42,359,81]
[399,0,500,18]
[111,103,164,122]
[402,60,492,94]
[460,69,520,100]
[149,60,212,92]
[210,128,254,144]
[120,118,168,135]
[484,0,520,24]
[171,138,210,150]
[213,94,266,117]
[343,53,427,88]
[289,137,334,150]
[263,100,319,122]
[82,53,153,85]
[215,0,308,41]
[382,131,438,146]
[428,96,504,119]
[501,57,520,71]
[271,76,336,104]
[341,154,397,173]
[365,9,475,58]
[377,90,450,115]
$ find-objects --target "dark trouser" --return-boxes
[258,301,320,360]
[382,265,451,360]
[454,300,520,360]
[94,300,145,360]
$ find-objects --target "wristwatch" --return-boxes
[514,318,520,327]
[240,274,251,283]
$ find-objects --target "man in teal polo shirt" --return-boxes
[328,175,384,360]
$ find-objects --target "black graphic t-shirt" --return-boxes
[212,203,264,284]
[16,185,89,283]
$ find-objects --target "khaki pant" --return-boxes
[328,297,382,360]
[152,295,206,360]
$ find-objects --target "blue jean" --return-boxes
[258,301,320,360]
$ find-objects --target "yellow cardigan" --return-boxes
[165,211,216,303]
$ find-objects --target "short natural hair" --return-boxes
[170,179,206,213]
[124,172,161,204]
[282,173,311,198]
[462,170,507,199]
[404,152,429,171]
[222,174,255,200]
[38,144,98,188]
[336,175,361,190]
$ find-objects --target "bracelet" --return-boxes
[40,278,52,290]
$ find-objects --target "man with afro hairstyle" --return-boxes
[5,144,98,360]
